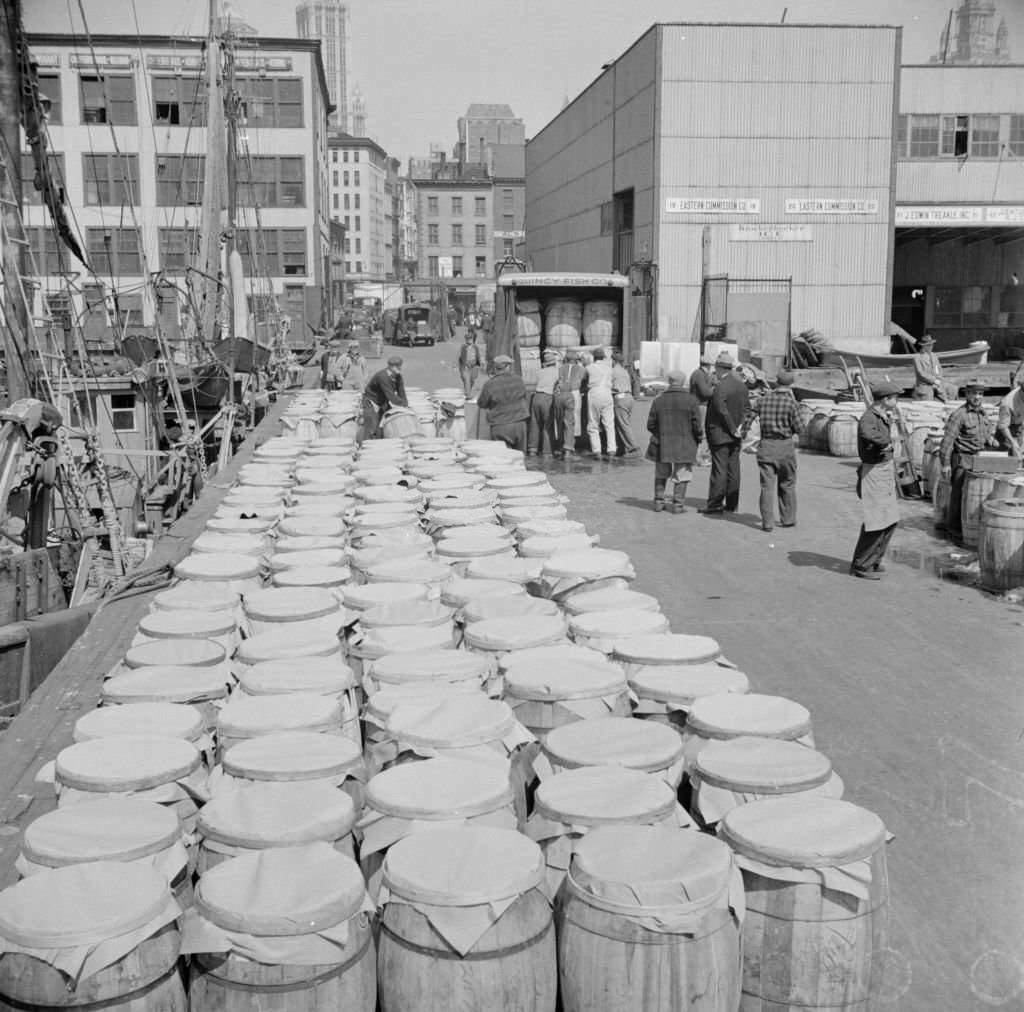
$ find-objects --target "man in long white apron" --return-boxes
[850,381,902,580]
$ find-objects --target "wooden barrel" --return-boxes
[977,498,1024,593]
[806,412,832,452]
[568,608,670,654]
[961,471,1001,548]
[988,473,1024,501]
[515,299,542,344]
[629,663,750,732]
[544,298,583,348]
[0,863,185,1012]
[462,614,569,667]
[189,844,376,1012]
[904,424,939,472]
[582,300,621,347]
[381,407,423,440]
[719,796,890,1012]
[920,434,944,498]
[557,824,742,1012]
[101,665,231,732]
[932,470,951,529]
[216,690,350,758]
[377,826,556,1012]
[826,415,859,458]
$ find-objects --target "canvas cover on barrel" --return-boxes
[359,599,454,629]
[218,692,344,739]
[440,577,526,609]
[562,586,661,616]
[217,731,364,786]
[385,696,531,760]
[686,693,812,741]
[174,551,261,583]
[55,735,202,795]
[74,701,205,745]
[537,548,635,600]
[498,642,607,675]
[152,584,239,614]
[234,629,342,667]
[630,663,750,715]
[123,637,226,671]
[504,659,627,703]
[271,565,352,590]
[136,609,236,643]
[569,609,670,654]
[460,595,561,625]
[464,556,544,584]
[239,656,356,697]
[269,548,347,571]
[343,582,430,612]
[369,648,492,690]
[101,666,231,707]
[463,614,567,652]
[611,633,723,671]
[364,558,454,586]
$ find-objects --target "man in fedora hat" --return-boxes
[689,351,717,466]
[750,369,804,531]
[702,350,749,513]
[850,380,902,578]
[938,378,999,541]
[647,370,702,512]
[912,334,947,401]
[527,349,561,456]
[478,354,529,450]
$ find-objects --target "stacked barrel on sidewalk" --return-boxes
[0,387,893,1012]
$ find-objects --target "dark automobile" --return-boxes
[391,303,438,347]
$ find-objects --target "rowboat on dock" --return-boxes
[820,342,990,370]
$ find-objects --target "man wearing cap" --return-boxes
[478,355,529,451]
[689,351,717,467]
[647,371,702,512]
[320,336,345,390]
[582,347,616,457]
[938,379,999,541]
[750,370,805,531]
[527,350,560,456]
[554,348,585,459]
[458,329,485,397]
[703,351,750,513]
[850,381,902,578]
[362,356,408,440]
[996,366,1024,461]
[610,349,640,456]
[338,340,369,392]
[912,334,947,401]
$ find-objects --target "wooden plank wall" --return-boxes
[0,391,296,886]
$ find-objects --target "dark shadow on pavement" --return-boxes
[719,511,764,529]
[787,550,850,574]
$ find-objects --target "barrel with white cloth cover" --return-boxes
[462,614,568,665]
[134,609,237,655]
[271,565,353,593]
[536,548,635,602]
[232,630,344,679]
[377,825,556,1012]
[718,796,890,1012]
[365,647,494,696]
[0,863,185,1011]
[151,583,239,617]
[525,767,693,900]
[568,609,670,654]
[343,582,430,613]
[192,530,270,559]
[122,637,226,673]
[691,737,844,827]
[100,666,230,731]
[173,552,262,596]
[185,844,376,1011]
[464,555,544,585]
[459,595,561,626]
[498,642,609,679]
[630,663,751,730]
[195,781,357,873]
[440,577,526,609]
[216,692,352,756]
[73,702,207,751]
[557,824,742,1012]
[562,586,662,616]
[242,587,351,639]
[346,625,456,685]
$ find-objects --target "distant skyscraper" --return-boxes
[932,0,1011,63]
[296,0,352,130]
[351,86,366,136]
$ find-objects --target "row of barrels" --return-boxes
[0,398,891,1012]
[516,298,621,349]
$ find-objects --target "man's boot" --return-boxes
[653,477,667,512]
[670,481,689,514]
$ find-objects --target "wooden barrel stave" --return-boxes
[978,498,1024,593]
[826,417,859,458]
[961,471,1000,548]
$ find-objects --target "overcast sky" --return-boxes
[25,0,1024,164]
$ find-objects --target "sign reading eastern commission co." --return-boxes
[785,199,879,214]
[666,198,761,213]
[895,206,1024,225]
[730,225,813,242]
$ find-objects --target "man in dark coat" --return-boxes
[703,351,750,513]
[477,354,529,450]
[689,351,717,466]
[362,356,408,440]
[646,371,703,513]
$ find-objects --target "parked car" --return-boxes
[391,303,438,347]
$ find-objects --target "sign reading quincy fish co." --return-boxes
[666,198,761,213]
[785,198,879,214]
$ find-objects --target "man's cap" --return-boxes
[592,348,606,359]
[963,378,988,391]
[700,352,716,365]
[387,355,404,367]
[871,380,902,398]
[666,370,687,386]
[493,354,514,367]
[715,351,734,368]
[918,335,935,346]
[775,369,795,386]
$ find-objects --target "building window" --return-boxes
[353,150,359,161]
[934,286,991,327]
[83,154,139,205]
[428,255,439,277]
[452,255,463,277]
[344,238,351,253]
[331,150,338,163]
[343,171,349,186]
[80,74,136,125]
[332,193,339,209]
[970,115,1000,157]
[110,393,137,432]
[237,77,302,127]
[503,238,514,257]
[475,255,486,276]
[21,152,65,205]
[87,227,142,275]
[26,227,64,274]
[37,73,62,124]
[354,194,360,209]
[237,156,305,207]
[344,194,350,209]
[451,224,463,245]
[475,224,486,245]
[613,188,634,273]
[427,224,439,244]
[355,238,361,253]
[908,115,940,158]
[1008,115,1024,157]
[354,171,360,186]
[451,196,462,215]
[343,151,348,162]
[427,196,439,215]
[332,170,338,186]
[502,213,514,231]
[940,115,969,157]
[354,216,361,230]
[152,76,206,126]
[344,216,350,228]
[237,228,307,276]
[158,228,199,273]
[475,196,486,216]
[502,188,513,207]
[600,200,614,236]
[156,154,204,205]
[355,262,362,273]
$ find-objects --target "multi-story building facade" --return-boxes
[328,133,388,285]
[295,0,351,131]
[397,177,419,281]
[414,178,493,284]
[23,31,332,343]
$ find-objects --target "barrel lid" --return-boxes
[350,511,420,532]
[222,487,284,503]
[370,648,491,686]
[21,798,181,868]
[235,629,340,665]
[365,682,485,724]
[360,599,453,628]
[695,737,833,793]
[269,548,347,571]
[271,565,352,589]
[292,482,355,499]
[485,472,548,490]
[273,536,348,553]
[514,519,586,540]
[419,474,483,492]
[499,642,607,674]
[463,614,566,651]
[425,492,493,512]
[543,717,684,774]
[533,767,676,826]
[464,556,543,584]
[198,782,356,848]
[197,844,365,935]
[572,825,732,907]
[253,443,303,458]
[383,826,543,906]
[366,757,513,819]
[983,497,1024,517]
[342,582,429,611]
[205,515,277,535]
[56,735,201,791]
[461,596,561,624]
[278,515,347,539]
[218,692,343,737]
[518,533,594,558]
[351,499,420,516]
[440,578,525,608]
[294,472,354,489]
[243,587,342,623]
[629,664,750,707]
[718,797,886,868]
[354,485,421,505]
[74,702,205,744]
[435,523,510,544]
[365,559,453,584]
[123,638,226,670]
[569,610,669,640]
[152,584,239,614]
[496,486,559,504]
[101,666,231,705]
[563,587,661,616]
[435,534,512,559]
[175,552,260,581]
[386,696,517,748]
[460,440,520,456]
[192,532,265,556]
[239,657,356,695]
[137,609,236,640]
[284,501,352,519]
[222,731,362,781]
[611,633,721,666]
[686,693,812,740]
[352,467,404,484]
[0,863,172,949]
[542,548,634,580]
[505,659,627,701]
[353,624,454,659]
[349,535,433,564]
[500,503,567,523]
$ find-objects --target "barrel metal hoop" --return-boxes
[744,902,887,924]
[0,964,179,1012]
[379,913,552,961]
